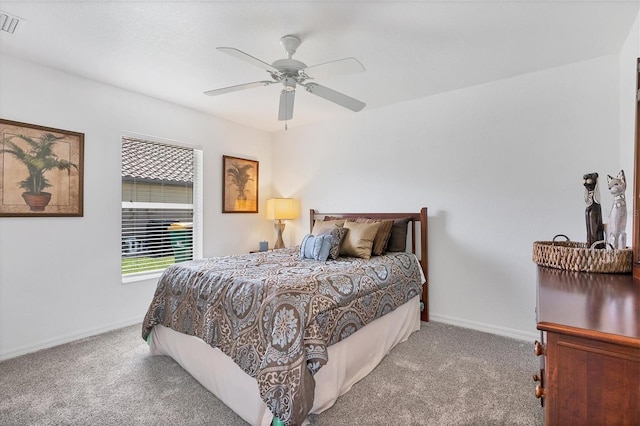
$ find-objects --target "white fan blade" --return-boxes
[304,83,365,112]
[204,81,274,96]
[301,57,365,80]
[278,90,295,121]
[217,47,280,75]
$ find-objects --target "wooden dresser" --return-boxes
[535,266,640,425]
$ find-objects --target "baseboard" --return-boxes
[428,313,539,342]
[0,317,144,361]
[2,314,539,361]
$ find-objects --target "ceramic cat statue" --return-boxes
[583,172,605,248]
[606,170,627,249]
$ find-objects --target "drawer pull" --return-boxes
[535,384,545,399]
[534,340,546,356]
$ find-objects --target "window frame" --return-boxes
[120,134,203,283]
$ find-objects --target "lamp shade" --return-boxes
[266,198,297,220]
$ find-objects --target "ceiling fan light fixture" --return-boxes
[282,77,296,92]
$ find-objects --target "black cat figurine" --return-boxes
[583,172,604,248]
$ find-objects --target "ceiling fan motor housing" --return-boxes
[273,35,308,84]
[272,59,307,75]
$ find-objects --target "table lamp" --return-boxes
[266,198,297,249]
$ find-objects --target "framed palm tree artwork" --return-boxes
[222,155,258,213]
[0,119,84,217]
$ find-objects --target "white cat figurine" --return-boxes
[606,170,627,249]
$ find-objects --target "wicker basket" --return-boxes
[532,235,632,274]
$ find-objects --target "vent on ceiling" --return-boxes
[0,11,22,34]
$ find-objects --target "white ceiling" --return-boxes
[0,1,638,133]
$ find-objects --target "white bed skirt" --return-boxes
[149,295,421,425]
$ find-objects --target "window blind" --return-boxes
[121,137,202,277]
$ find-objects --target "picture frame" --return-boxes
[0,119,84,217]
[222,155,258,213]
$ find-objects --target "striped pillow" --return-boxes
[353,218,394,255]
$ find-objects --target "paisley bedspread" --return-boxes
[141,247,423,425]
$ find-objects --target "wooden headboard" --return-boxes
[310,207,429,322]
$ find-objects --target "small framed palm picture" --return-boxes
[222,155,258,213]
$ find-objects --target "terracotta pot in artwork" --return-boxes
[22,192,52,212]
[234,195,249,210]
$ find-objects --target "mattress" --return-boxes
[149,295,421,425]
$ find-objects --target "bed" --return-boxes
[142,208,429,426]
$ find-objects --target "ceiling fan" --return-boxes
[204,35,366,123]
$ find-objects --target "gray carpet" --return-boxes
[0,322,544,426]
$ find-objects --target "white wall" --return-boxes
[2,23,637,358]
[272,55,623,341]
[0,55,273,360]
[619,12,639,240]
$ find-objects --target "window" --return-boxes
[121,136,202,279]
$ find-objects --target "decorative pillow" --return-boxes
[340,221,381,259]
[299,234,333,261]
[316,226,348,260]
[311,219,344,235]
[354,218,393,255]
[386,217,411,252]
[324,219,346,227]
